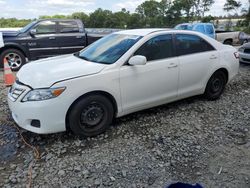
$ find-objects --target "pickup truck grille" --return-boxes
[244,49,250,54]
[9,85,25,101]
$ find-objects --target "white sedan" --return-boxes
[8,29,239,137]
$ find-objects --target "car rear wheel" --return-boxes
[68,95,114,137]
[223,40,232,45]
[204,71,226,100]
[0,49,26,71]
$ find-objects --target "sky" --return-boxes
[0,0,249,19]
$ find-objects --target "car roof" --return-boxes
[115,28,172,36]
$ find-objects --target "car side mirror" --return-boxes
[30,29,37,37]
[128,55,147,66]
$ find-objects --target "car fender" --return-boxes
[0,42,30,59]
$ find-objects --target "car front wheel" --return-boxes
[0,48,26,71]
[68,95,114,137]
[204,71,226,100]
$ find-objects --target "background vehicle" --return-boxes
[0,19,104,70]
[215,31,249,45]
[238,43,250,63]
[174,23,215,39]
[8,29,239,137]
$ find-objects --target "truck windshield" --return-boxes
[175,24,193,30]
[19,21,37,33]
[78,34,142,64]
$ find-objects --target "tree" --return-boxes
[224,0,242,15]
[136,0,164,27]
[71,12,89,25]
[200,0,215,17]
[88,8,113,28]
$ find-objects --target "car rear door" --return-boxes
[175,34,219,98]
[28,20,60,59]
[57,20,86,54]
[120,34,179,112]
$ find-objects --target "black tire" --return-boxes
[0,48,26,71]
[68,95,114,137]
[204,71,226,100]
[223,40,232,45]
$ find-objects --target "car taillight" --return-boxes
[234,52,239,59]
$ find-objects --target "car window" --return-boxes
[205,25,214,34]
[78,34,142,64]
[59,21,79,33]
[194,25,205,33]
[176,34,215,56]
[134,34,174,61]
[35,21,56,34]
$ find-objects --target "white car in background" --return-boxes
[8,29,239,137]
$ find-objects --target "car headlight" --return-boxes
[22,87,66,102]
[238,47,244,52]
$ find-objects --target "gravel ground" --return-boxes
[0,64,250,188]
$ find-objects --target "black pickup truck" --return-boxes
[0,19,104,70]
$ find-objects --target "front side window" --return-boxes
[59,21,79,33]
[134,34,174,61]
[194,25,205,33]
[78,34,142,64]
[35,21,56,34]
[205,25,214,34]
[176,34,215,56]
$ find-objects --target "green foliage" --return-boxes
[0,18,32,28]
[223,0,242,14]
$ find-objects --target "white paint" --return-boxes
[0,32,4,48]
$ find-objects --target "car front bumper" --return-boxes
[7,82,67,134]
[239,51,250,64]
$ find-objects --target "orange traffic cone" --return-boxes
[3,58,15,86]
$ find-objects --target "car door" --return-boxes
[28,20,60,59]
[119,34,179,112]
[57,20,86,54]
[175,34,219,98]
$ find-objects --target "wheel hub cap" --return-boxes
[5,53,22,69]
[80,104,104,127]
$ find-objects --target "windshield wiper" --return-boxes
[74,53,90,61]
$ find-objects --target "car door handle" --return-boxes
[168,63,178,69]
[76,36,82,39]
[49,37,56,40]
[210,55,217,59]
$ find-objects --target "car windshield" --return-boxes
[78,34,142,64]
[19,21,37,33]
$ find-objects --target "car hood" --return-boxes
[1,31,20,37]
[17,54,107,88]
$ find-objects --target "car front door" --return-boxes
[175,34,219,98]
[28,20,59,59]
[120,34,179,112]
[57,21,86,54]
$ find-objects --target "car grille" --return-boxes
[9,85,25,101]
[242,58,250,62]
[244,49,250,54]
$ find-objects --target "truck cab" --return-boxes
[175,23,216,39]
[0,19,88,70]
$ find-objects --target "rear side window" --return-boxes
[35,21,56,34]
[59,21,79,33]
[176,34,215,56]
[205,25,214,34]
[134,34,174,61]
[194,25,205,33]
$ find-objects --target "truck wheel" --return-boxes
[68,95,114,137]
[204,71,226,100]
[223,40,232,45]
[0,49,26,71]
